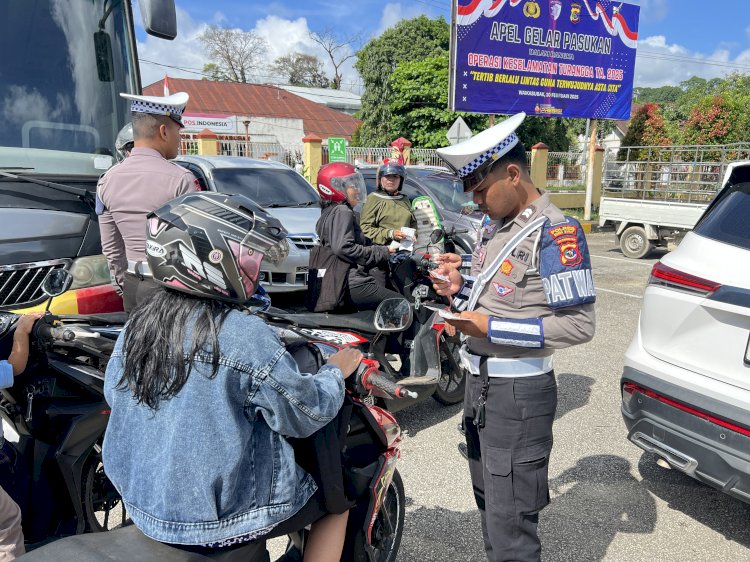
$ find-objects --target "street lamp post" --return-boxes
[242,118,251,158]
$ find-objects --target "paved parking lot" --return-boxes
[353,232,750,561]
[268,232,749,559]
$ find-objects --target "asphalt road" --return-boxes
[271,232,750,561]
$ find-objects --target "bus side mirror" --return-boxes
[93,31,114,82]
[137,0,177,40]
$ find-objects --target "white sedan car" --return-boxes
[621,161,750,504]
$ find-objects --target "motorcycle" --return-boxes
[19,291,414,562]
[265,228,470,411]
[0,269,127,544]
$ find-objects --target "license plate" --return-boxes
[745,334,750,365]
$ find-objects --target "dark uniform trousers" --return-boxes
[122,273,159,314]
[464,363,557,562]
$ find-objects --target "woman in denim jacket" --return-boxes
[102,192,362,561]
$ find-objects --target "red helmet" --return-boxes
[316,162,367,206]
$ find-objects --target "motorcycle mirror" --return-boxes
[429,229,445,244]
[41,269,73,311]
[374,298,413,332]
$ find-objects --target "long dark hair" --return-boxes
[119,288,232,409]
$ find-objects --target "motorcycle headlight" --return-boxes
[69,255,112,289]
[0,313,18,338]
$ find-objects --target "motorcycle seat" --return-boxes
[266,308,376,334]
[60,312,129,326]
[19,524,270,562]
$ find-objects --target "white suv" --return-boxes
[621,161,750,504]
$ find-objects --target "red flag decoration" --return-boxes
[164,74,170,96]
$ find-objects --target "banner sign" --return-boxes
[450,0,640,120]
[181,113,236,133]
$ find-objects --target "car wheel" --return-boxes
[620,226,654,259]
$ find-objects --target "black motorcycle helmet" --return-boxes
[376,161,406,193]
[145,192,288,305]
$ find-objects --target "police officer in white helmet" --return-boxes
[96,92,199,312]
[431,113,596,562]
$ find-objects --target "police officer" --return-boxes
[431,112,596,562]
[97,92,198,312]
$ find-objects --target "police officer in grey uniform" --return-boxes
[97,92,198,312]
[431,113,596,562]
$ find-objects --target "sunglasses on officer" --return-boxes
[462,157,502,193]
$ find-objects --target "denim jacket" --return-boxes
[102,310,345,545]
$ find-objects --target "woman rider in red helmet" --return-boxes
[314,162,402,310]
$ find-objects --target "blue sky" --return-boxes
[135,0,750,90]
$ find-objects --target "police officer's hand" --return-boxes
[430,266,463,296]
[434,253,462,270]
[327,348,363,379]
[392,229,406,241]
[444,311,489,338]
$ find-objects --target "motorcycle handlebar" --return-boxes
[364,371,418,400]
[36,323,75,342]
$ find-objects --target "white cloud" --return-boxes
[629,0,669,22]
[634,35,750,87]
[135,9,363,92]
[252,15,362,91]
[137,7,210,87]
[376,3,426,36]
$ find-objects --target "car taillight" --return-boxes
[648,262,721,296]
[622,382,637,408]
[623,382,750,438]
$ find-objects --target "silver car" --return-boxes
[175,156,319,293]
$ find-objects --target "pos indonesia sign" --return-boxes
[449,0,640,120]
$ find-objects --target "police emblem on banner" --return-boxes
[523,1,540,18]
[550,0,562,20]
[570,3,581,23]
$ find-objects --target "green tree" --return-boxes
[618,103,671,160]
[682,95,745,145]
[355,15,449,146]
[271,53,330,88]
[199,25,267,83]
[388,55,487,148]
[524,117,586,152]
[202,63,230,82]
[633,85,682,104]
[310,29,361,90]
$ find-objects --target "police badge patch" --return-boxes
[548,224,583,266]
[518,206,535,223]
[493,282,514,297]
[539,216,596,309]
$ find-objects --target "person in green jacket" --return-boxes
[360,162,417,245]
[360,162,417,288]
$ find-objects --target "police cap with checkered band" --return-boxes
[120,92,189,127]
[436,112,526,193]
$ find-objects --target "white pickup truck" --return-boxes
[598,196,712,258]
